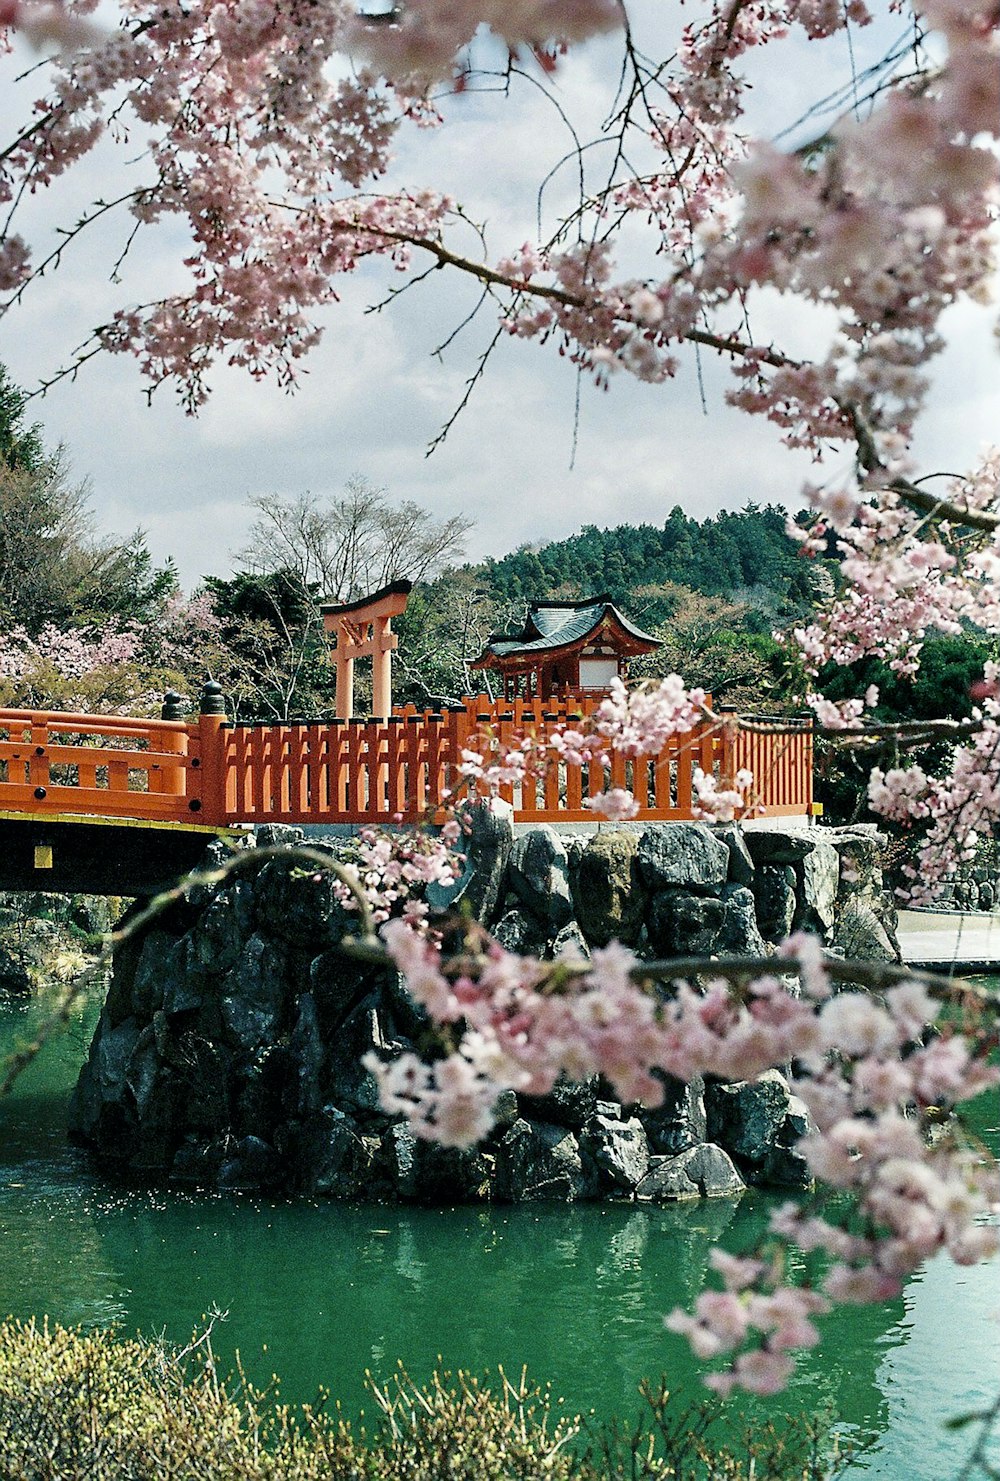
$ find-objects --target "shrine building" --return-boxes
[471,594,660,701]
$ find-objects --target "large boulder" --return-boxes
[579,1114,649,1193]
[794,836,840,940]
[636,824,729,894]
[495,1118,593,1201]
[219,934,288,1052]
[640,1073,707,1154]
[832,896,900,963]
[507,827,574,931]
[635,1144,745,1201]
[295,1106,379,1198]
[426,798,514,925]
[716,884,768,957]
[252,855,352,950]
[574,830,647,946]
[828,827,887,899]
[519,1075,597,1130]
[714,824,756,887]
[705,1070,791,1167]
[0,944,30,997]
[752,864,797,941]
[744,828,815,865]
[648,890,724,956]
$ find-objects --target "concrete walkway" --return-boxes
[896,909,1000,972]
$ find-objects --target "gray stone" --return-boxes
[752,864,797,941]
[0,945,30,997]
[508,827,574,930]
[495,1118,592,1201]
[641,1073,707,1154]
[385,1120,419,1199]
[705,1070,791,1166]
[832,896,899,963]
[794,836,840,940]
[157,942,208,1019]
[188,882,255,974]
[290,992,324,1115]
[170,1137,228,1184]
[252,856,352,949]
[573,831,647,947]
[715,825,755,887]
[580,1114,649,1192]
[636,824,729,894]
[760,1144,813,1190]
[308,949,371,1034]
[407,1141,494,1204]
[297,1107,376,1197]
[255,824,305,848]
[426,798,513,924]
[219,1135,282,1190]
[519,1076,597,1130]
[829,829,886,901]
[635,1144,745,1201]
[744,829,815,865]
[237,1044,294,1141]
[492,1088,520,1128]
[493,908,549,955]
[716,884,768,957]
[548,921,591,961]
[130,931,175,1018]
[219,934,288,1051]
[648,890,724,957]
[784,1093,813,1141]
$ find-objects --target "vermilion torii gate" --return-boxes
[320,580,412,721]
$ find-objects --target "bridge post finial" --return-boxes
[197,681,229,824]
[161,691,185,721]
[199,680,226,716]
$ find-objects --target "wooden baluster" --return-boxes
[28,721,50,807]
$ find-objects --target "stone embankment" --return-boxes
[70,812,897,1204]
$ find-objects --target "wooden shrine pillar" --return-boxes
[320,580,412,720]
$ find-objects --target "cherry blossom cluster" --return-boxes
[868,677,1000,905]
[0,621,141,682]
[333,819,463,929]
[365,914,998,1391]
[791,458,1000,681]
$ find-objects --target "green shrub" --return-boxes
[0,1318,854,1480]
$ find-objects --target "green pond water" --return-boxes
[0,988,997,1479]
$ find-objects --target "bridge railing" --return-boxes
[0,690,815,828]
[0,707,204,822]
[209,694,813,826]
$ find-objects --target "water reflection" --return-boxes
[1,994,997,1478]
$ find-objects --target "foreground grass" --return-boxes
[0,1317,855,1479]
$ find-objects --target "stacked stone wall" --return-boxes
[70,813,897,1204]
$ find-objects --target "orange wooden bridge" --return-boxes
[0,683,813,892]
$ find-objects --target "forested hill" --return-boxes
[477,503,817,617]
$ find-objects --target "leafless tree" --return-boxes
[238,476,472,603]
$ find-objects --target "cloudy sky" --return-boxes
[1,6,997,592]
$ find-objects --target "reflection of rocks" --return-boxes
[71,815,890,1204]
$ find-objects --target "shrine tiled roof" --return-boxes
[474,595,659,665]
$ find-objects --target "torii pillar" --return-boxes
[320,580,412,720]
